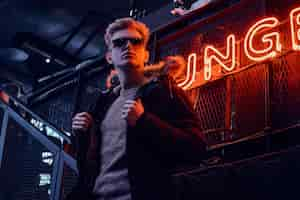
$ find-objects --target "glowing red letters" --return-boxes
[179,7,300,89]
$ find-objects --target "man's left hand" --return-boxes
[122,99,144,127]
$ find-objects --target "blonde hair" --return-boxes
[144,55,187,83]
[104,17,150,49]
[164,55,186,77]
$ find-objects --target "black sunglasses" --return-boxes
[112,37,144,48]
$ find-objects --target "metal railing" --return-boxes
[0,95,77,200]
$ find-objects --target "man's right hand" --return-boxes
[72,112,94,133]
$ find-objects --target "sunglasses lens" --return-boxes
[131,38,143,45]
[112,39,125,47]
[112,38,143,48]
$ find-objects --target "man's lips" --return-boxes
[122,52,135,58]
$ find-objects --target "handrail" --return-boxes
[0,92,78,200]
[0,93,71,144]
[173,143,300,177]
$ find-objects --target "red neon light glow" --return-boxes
[0,91,9,103]
[178,53,197,89]
[182,53,197,90]
[244,17,282,62]
[204,34,236,80]
[290,7,300,50]
[176,7,300,90]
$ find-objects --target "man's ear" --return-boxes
[144,50,150,64]
[106,51,112,64]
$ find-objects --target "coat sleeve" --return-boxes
[134,82,208,163]
[71,94,104,192]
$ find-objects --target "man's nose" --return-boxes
[123,40,133,49]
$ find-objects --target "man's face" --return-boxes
[108,28,149,72]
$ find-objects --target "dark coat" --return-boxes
[66,76,207,200]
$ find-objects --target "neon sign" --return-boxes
[244,17,282,62]
[204,34,237,81]
[178,53,197,90]
[179,7,300,90]
[290,7,300,50]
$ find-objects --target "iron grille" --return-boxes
[271,52,300,128]
[192,79,226,144]
[232,64,267,137]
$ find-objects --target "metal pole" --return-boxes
[0,109,8,168]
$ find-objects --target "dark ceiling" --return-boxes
[0,0,170,91]
[0,0,169,55]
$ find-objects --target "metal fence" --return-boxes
[154,0,300,147]
[181,51,300,147]
[0,98,77,200]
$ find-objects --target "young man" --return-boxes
[68,18,207,200]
